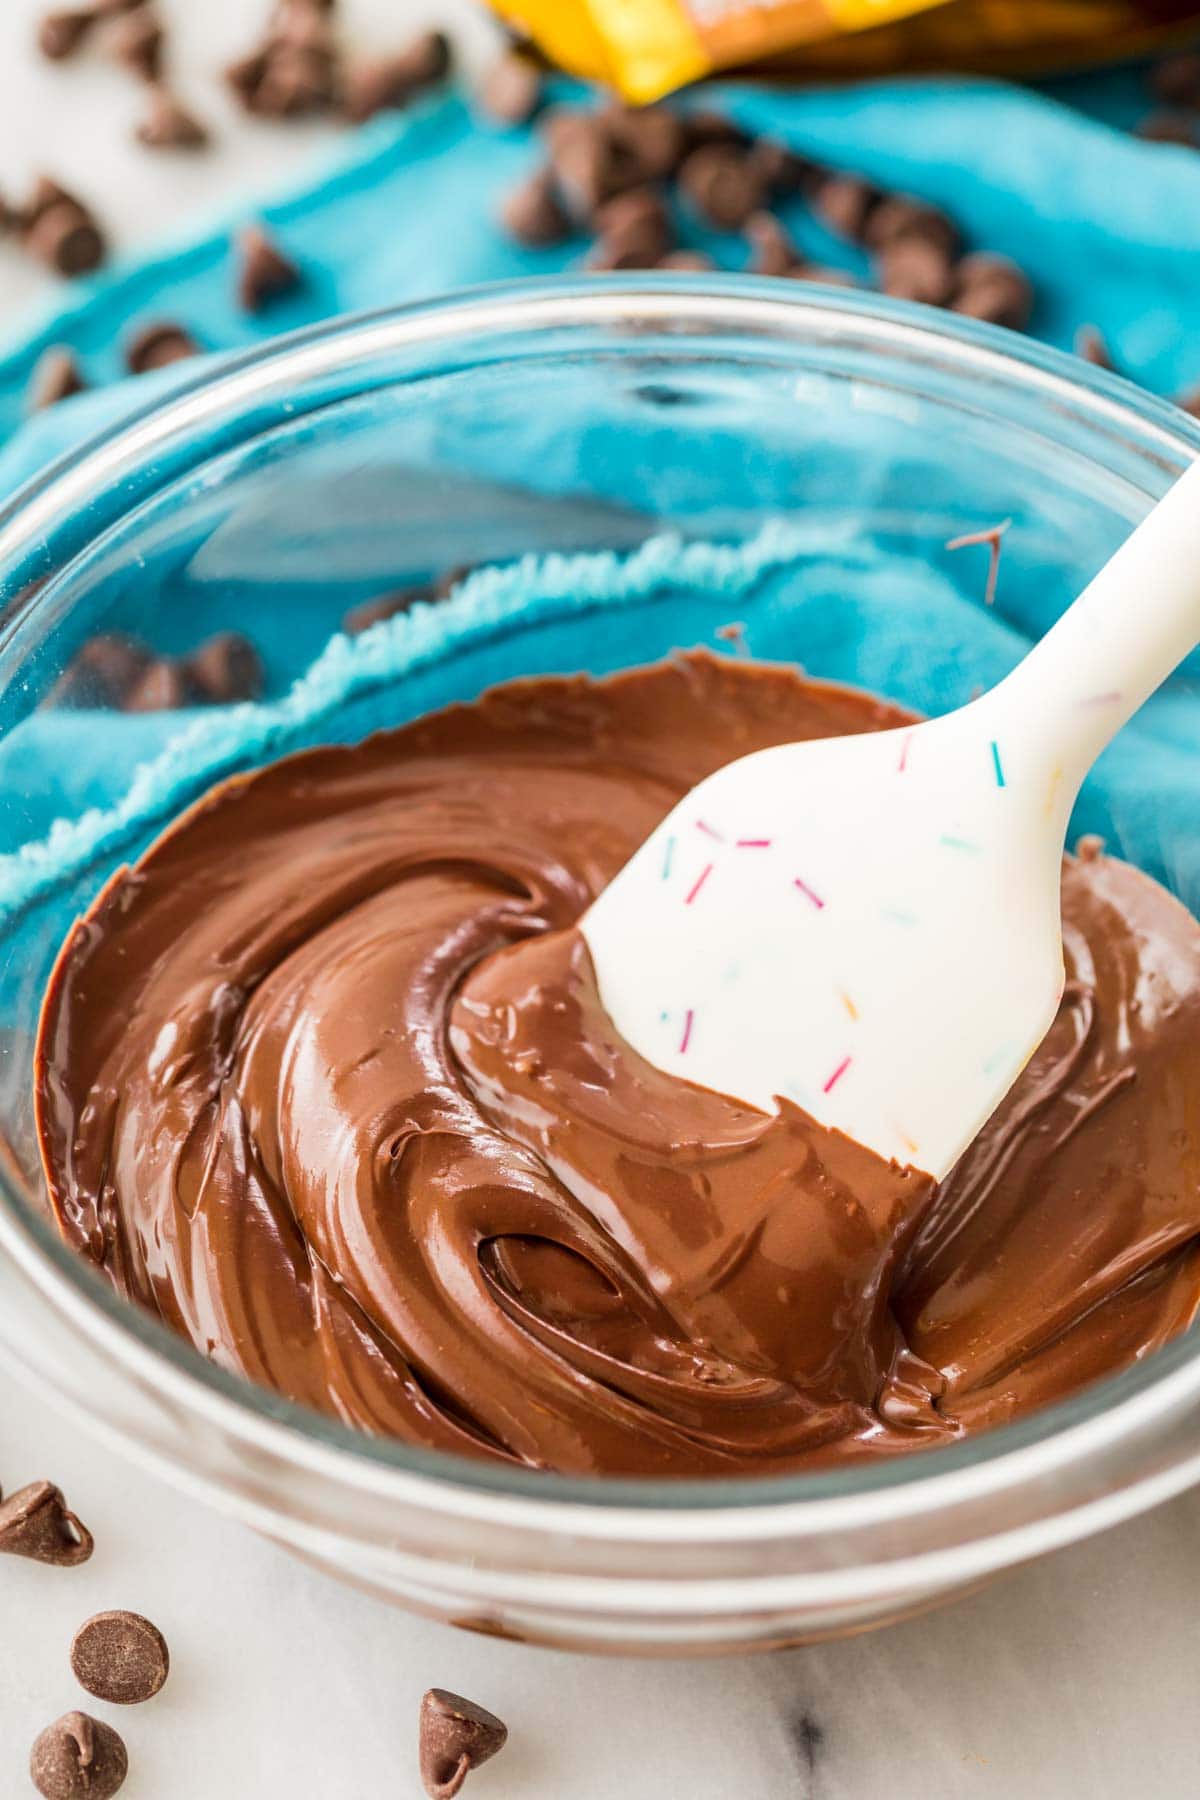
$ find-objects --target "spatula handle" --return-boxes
[990,458,1200,808]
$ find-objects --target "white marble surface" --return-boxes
[4,4,1200,1796]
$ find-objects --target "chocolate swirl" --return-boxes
[34,654,1200,1476]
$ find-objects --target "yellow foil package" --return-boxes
[488,0,1200,101]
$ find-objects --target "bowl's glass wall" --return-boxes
[1,285,1199,1647]
[1,290,1194,1214]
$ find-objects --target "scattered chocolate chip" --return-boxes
[236,221,301,311]
[1177,384,1200,419]
[27,345,86,411]
[70,1610,170,1705]
[678,144,767,229]
[499,167,572,247]
[225,46,268,105]
[744,210,801,277]
[1135,111,1197,146]
[30,1712,127,1800]
[125,319,200,373]
[343,30,451,122]
[184,631,263,702]
[344,585,431,635]
[951,253,1033,331]
[136,87,210,149]
[1075,833,1107,862]
[21,178,106,277]
[37,8,95,60]
[0,1480,93,1566]
[751,138,819,197]
[110,7,164,82]
[588,187,673,269]
[1149,51,1200,108]
[863,193,959,258]
[52,633,153,708]
[478,47,543,126]
[794,263,856,287]
[271,0,335,55]
[542,110,632,219]
[656,248,715,270]
[602,103,687,185]
[812,172,879,242]
[682,110,749,154]
[123,657,194,711]
[419,1689,508,1800]
[878,236,955,306]
[1076,325,1114,369]
[253,44,338,118]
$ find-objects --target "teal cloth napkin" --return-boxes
[2,65,1200,976]
[3,66,1200,478]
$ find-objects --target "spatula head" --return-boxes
[581,707,1066,1181]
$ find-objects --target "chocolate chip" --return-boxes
[812,172,880,242]
[37,9,95,60]
[499,167,571,247]
[878,236,954,307]
[542,110,633,219]
[863,193,959,258]
[252,44,338,117]
[21,180,106,277]
[27,345,86,411]
[0,1480,93,1565]
[589,187,673,270]
[123,658,194,711]
[793,263,856,287]
[344,585,431,635]
[682,110,749,154]
[30,1713,127,1800]
[419,1689,508,1800]
[236,221,300,311]
[656,248,715,270]
[1136,111,1197,146]
[952,254,1033,331]
[751,138,819,196]
[1075,833,1107,862]
[136,87,210,149]
[184,631,263,702]
[343,30,451,122]
[678,144,767,229]
[271,0,335,55]
[1177,384,1200,418]
[225,46,268,106]
[478,48,543,126]
[52,633,153,708]
[601,103,687,184]
[70,1610,170,1705]
[125,319,200,373]
[1149,51,1200,107]
[1076,325,1114,369]
[744,210,801,277]
[110,8,164,82]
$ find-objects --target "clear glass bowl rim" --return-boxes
[2,273,1200,1536]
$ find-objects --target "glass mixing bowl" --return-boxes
[1,278,1199,1656]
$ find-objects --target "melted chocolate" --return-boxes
[33,653,1200,1476]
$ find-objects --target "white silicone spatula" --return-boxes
[582,461,1200,1181]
